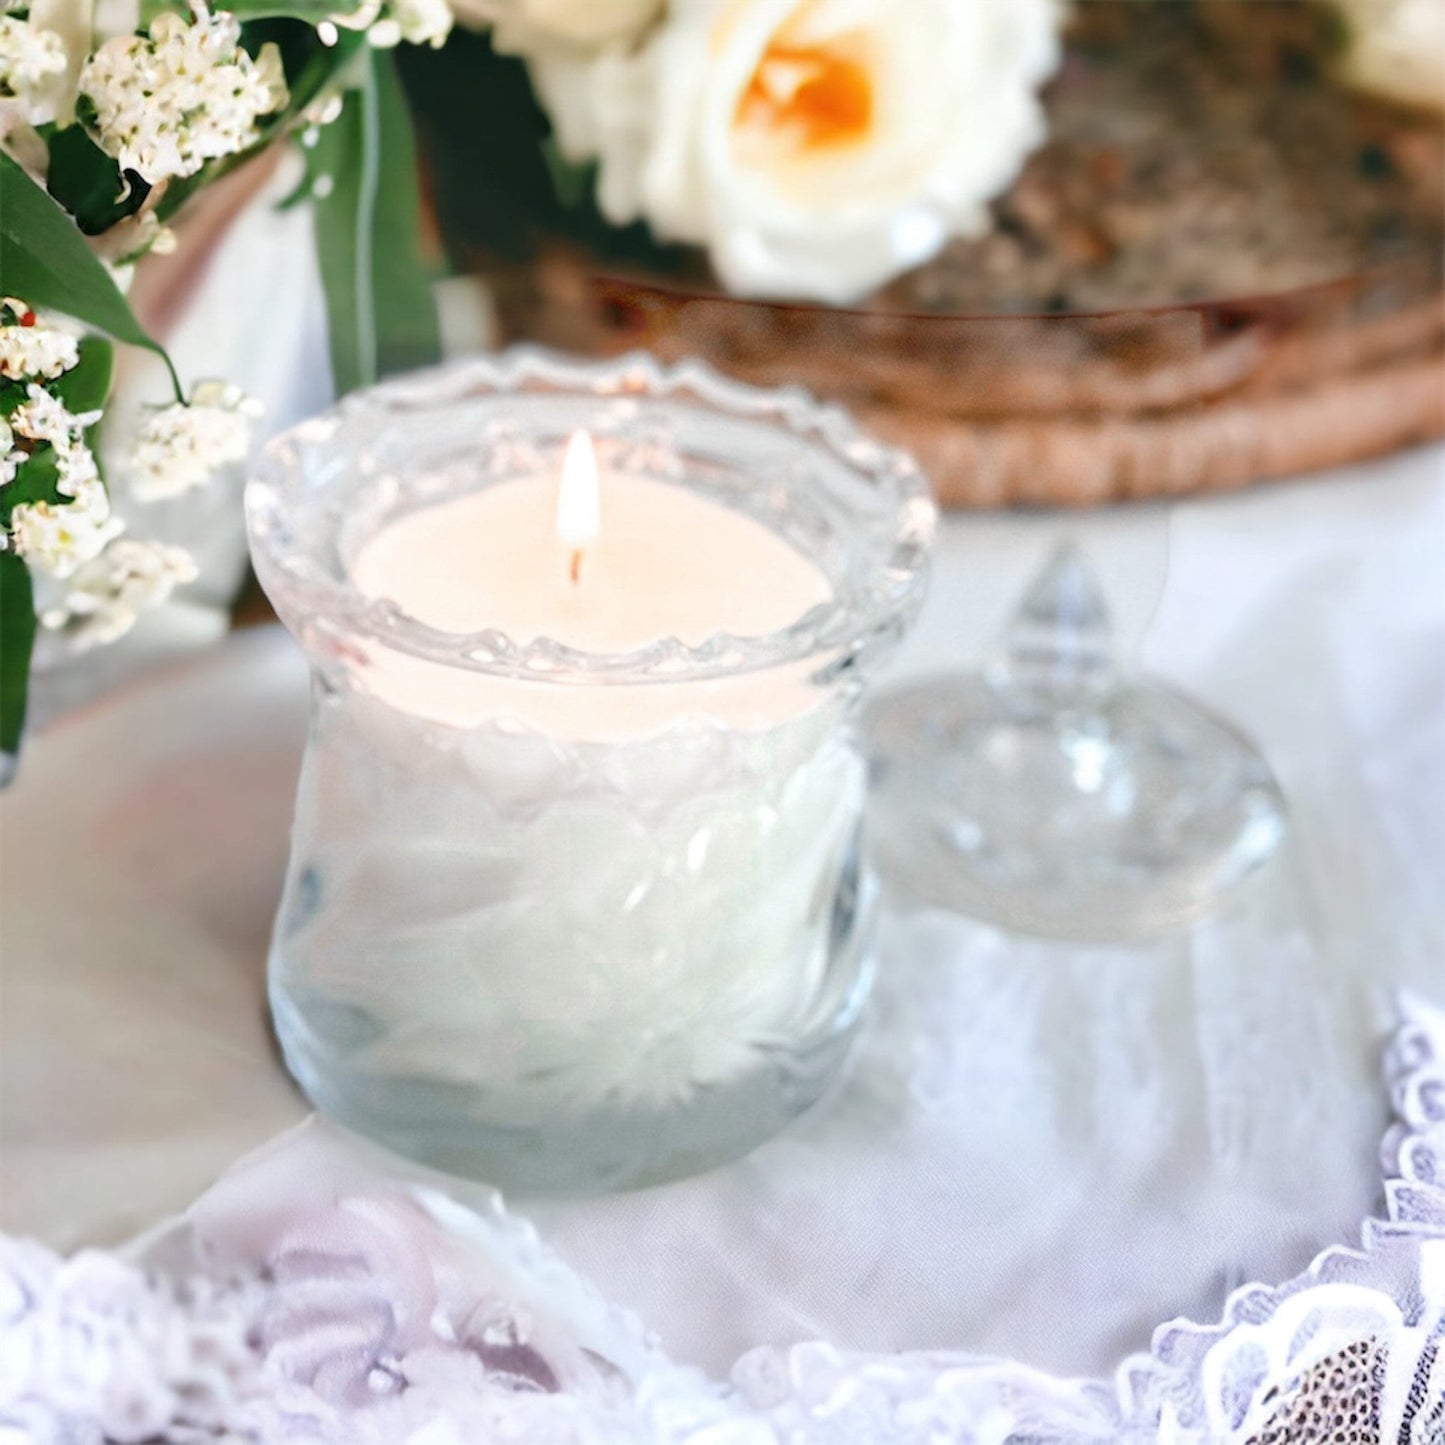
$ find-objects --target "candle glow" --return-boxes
[558,431,601,585]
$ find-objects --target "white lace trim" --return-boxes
[3,993,1443,1444]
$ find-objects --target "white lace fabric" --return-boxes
[3,992,1442,1444]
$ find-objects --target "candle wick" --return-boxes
[569,549,583,585]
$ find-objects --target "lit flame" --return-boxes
[557,430,600,584]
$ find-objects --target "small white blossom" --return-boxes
[329,0,382,32]
[327,0,449,49]
[0,318,80,381]
[9,477,120,578]
[10,385,103,495]
[10,384,100,450]
[129,379,260,502]
[55,438,100,495]
[40,536,198,650]
[79,11,287,184]
[0,14,67,124]
[301,89,343,129]
[0,415,20,486]
[374,0,452,48]
[97,209,179,264]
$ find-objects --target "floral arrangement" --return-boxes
[1,0,1436,774]
[439,0,1443,304]
[0,0,452,771]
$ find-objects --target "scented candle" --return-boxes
[246,351,932,1192]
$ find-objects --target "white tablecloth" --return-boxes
[3,441,1442,1381]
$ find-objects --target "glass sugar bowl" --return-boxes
[245,350,934,1193]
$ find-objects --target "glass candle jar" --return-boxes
[246,350,933,1193]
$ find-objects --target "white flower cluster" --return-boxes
[0,417,15,487]
[10,385,101,452]
[40,536,200,650]
[78,10,287,185]
[2,302,120,580]
[10,383,103,495]
[130,379,261,502]
[8,478,120,578]
[0,11,68,125]
[1,300,221,652]
[325,0,454,50]
[0,313,79,382]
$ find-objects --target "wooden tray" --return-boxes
[486,254,1444,508]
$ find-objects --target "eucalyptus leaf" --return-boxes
[0,152,181,400]
[308,49,441,395]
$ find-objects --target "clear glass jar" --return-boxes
[246,350,933,1192]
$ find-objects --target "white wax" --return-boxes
[352,475,830,653]
[348,473,835,736]
[290,467,863,1121]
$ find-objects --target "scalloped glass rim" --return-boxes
[245,347,937,687]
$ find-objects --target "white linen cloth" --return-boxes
[3,996,1443,1442]
[2,442,1442,1384]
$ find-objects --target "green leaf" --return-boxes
[0,550,37,762]
[395,33,690,275]
[308,49,441,395]
[142,0,367,25]
[42,126,148,236]
[229,0,368,19]
[138,0,188,23]
[276,25,369,116]
[0,380,26,418]
[0,449,63,529]
[0,152,181,400]
[53,336,115,418]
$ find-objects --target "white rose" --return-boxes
[450,0,663,49]
[527,0,1062,304]
[1332,0,1445,112]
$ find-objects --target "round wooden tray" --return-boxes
[486,253,1444,509]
